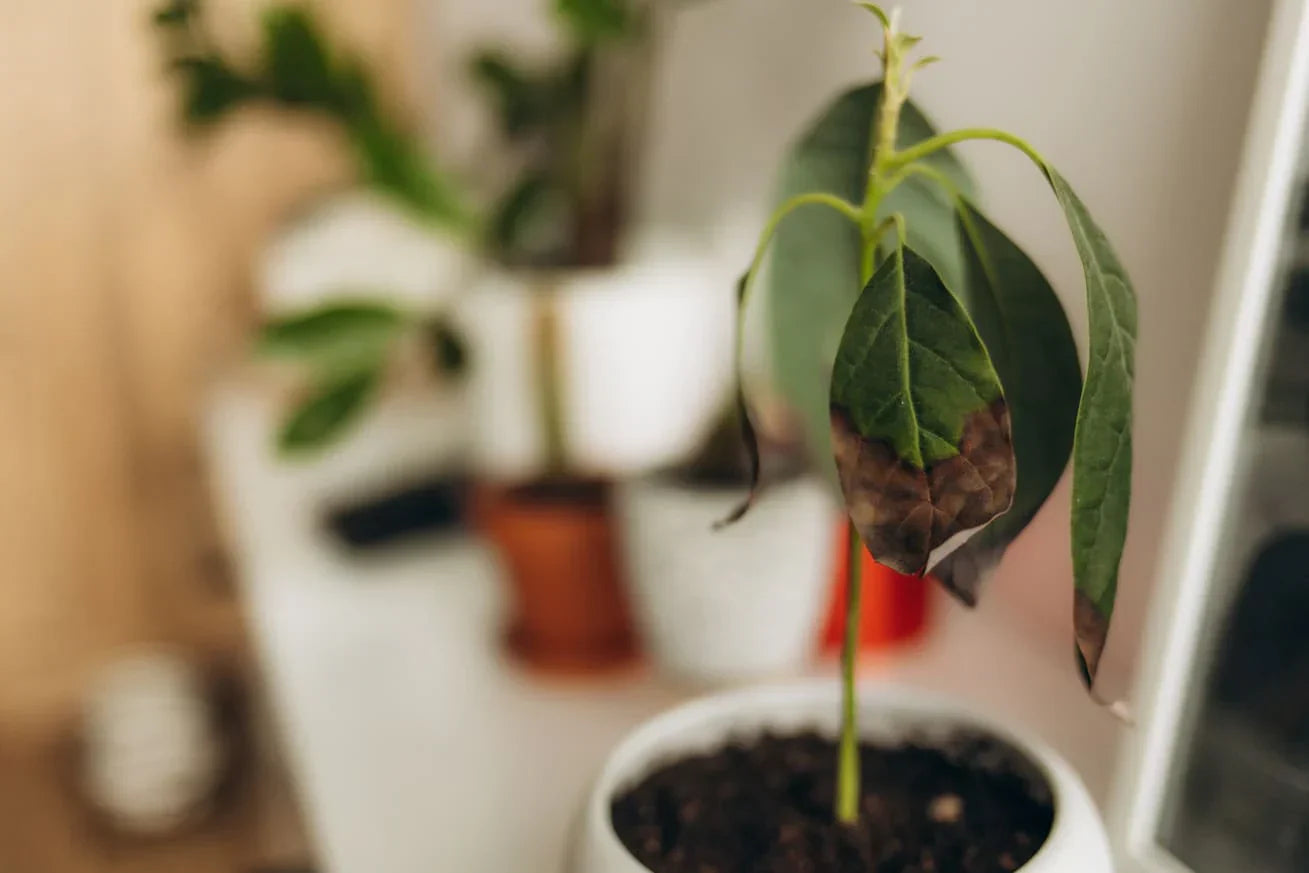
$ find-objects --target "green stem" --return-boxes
[836,519,865,824]
[731,191,862,420]
[887,127,1049,174]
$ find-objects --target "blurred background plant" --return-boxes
[155,0,669,451]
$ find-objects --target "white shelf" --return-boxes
[203,385,1124,873]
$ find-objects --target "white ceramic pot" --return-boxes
[616,475,835,684]
[570,683,1114,873]
[454,254,734,480]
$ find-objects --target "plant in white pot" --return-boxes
[574,5,1135,871]
[617,404,833,685]
[156,0,731,668]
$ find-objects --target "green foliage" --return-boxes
[766,83,974,489]
[933,200,1082,603]
[555,0,633,42]
[1044,169,1137,684]
[155,0,657,264]
[152,0,473,230]
[260,301,466,455]
[278,368,380,454]
[468,47,596,261]
[831,246,1006,468]
[829,246,1015,575]
[258,300,405,365]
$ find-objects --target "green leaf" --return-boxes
[555,0,631,41]
[1043,168,1137,687]
[153,0,198,27]
[716,273,762,528]
[171,56,260,125]
[829,246,1015,574]
[261,5,337,106]
[856,3,891,29]
[931,200,1082,602]
[278,367,380,454]
[767,82,974,488]
[469,50,550,139]
[489,171,559,256]
[347,115,474,228]
[258,301,406,365]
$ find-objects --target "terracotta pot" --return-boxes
[476,481,637,673]
[820,520,930,652]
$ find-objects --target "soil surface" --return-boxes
[611,731,1053,873]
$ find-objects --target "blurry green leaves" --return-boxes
[262,6,335,105]
[766,82,974,489]
[555,0,633,42]
[153,1,473,230]
[468,47,594,261]
[153,0,199,27]
[278,368,380,454]
[169,57,259,123]
[931,200,1081,604]
[829,246,1015,574]
[259,301,467,454]
[259,301,406,365]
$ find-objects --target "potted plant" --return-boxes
[615,403,833,685]
[572,6,1134,871]
[155,0,731,669]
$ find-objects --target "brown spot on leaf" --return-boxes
[1074,589,1108,685]
[830,401,1015,575]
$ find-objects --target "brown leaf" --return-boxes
[1074,589,1108,685]
[831,400,1015,575]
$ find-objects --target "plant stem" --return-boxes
[886,127,1049,174]
[533,287,568,476]
[836,518,865,825]
[730,190,862,425]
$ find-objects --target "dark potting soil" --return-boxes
[611,731,1054,873]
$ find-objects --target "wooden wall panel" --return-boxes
[0,0,415,731]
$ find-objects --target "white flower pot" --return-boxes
[570,683,1113,873]
[616,475,835,684]
[454,254,734,480]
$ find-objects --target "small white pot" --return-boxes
[454,254,734,480]
[616,475,834,684]
[570,683,1114,873]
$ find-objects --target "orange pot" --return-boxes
[476,480,637,673]
[821,520,930,652]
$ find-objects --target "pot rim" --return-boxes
[584,680,1095,873]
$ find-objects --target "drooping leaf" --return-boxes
[931,199,1082,602]
[716,273,762,528]
[1043,168,1137,687]
[767,83,974,489]
[278,367,381,454]
[829,246,1015,574]
[258,301,406,366]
